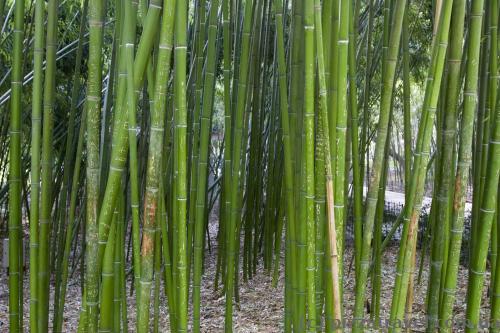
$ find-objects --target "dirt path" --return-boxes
[0,216,486,332]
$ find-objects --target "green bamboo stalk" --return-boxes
[152,219,162,333]
[121,191,128,332]
[313,0,343,329]
[8,0,24,330]
[97,0,124,203]
[246,0,269,278]
[29,0,44,328]
[333,0,349,293]
[389,0,454,325]
[172,91,180,332]
[114,191,127,333]
[489,0,500,326]
[470,1,490,256]
[284,216,293,333]
[288,1,304,325]
[493,242,500,333]
[296,26,308,333]
[136,0,175,327]
[327,0,339,169]
[321,0,333,77]
[314,101,326,317]
[242,0,263,281]
[53,2,89,330]
[160,183,177,332]
[79,13,163,329]
[402,0,411,198]
[192,0,219,330]
[96,0,163,267]
[462,0,498,327]
[218,0,232,293]
[155,0,176,329]
[273,0,298,327]
[99,214,116,332]
[371,0,394,322]
[348,0,362,281]
[55,110,87,333]
[371,124,391,325]
[53,0,89,311]
[256,0,273,277]
[188,0,207,282]
[439,35,470,310]
[360,0,374,185]
[425,0,465,327]
[99,10,120,205]
[123,0,141,304]
[224,0,254,328]
[475,10,494,253]
[174,0,189,327]
[351,0,407,329]
[113,204,121,333]
[232,52,254,305]
[38,0,58,329]
[466,82,500,331]
[264,109,278,276]
[83,0,105,328]
[487,0,498,288]
[303,0,316,328]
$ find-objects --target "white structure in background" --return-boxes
[1,238,27,269]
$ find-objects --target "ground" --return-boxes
[0,221,489,332]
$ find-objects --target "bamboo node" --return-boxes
[469,268,484,276]
[150,2,162,9]
[431,260,443,268]
[442,288,455,294]
[159,44,173,50]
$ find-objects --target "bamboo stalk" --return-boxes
[224,0,254,328]
[389,0,454,326]
[29,0,45,328]
[8,0,24,330]
[192,0,219,330]
[351,0,407,329]
[426,0,465,328]
[38,0,58,329]
[173,0,189,327]
[83,0,105,328]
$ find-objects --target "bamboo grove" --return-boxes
[2,0,500,330]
